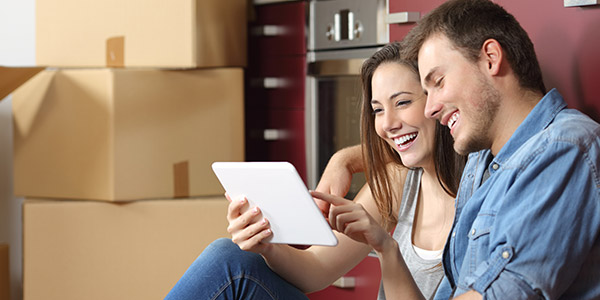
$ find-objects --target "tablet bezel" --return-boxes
[212,161,338,246]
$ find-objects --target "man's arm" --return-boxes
[315,144,364,197]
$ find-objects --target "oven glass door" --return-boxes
[317,75,365,198]
[308,73,366,199]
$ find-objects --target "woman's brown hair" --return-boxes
[360,42,466,228]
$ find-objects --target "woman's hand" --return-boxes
[310,191,392,253]
[225,193,273,253]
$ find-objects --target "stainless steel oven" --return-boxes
[305,0,388,197]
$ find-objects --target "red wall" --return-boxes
[498,1,600,121]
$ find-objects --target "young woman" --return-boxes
[165,42,465,300]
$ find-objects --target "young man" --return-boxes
[316,0,600,298]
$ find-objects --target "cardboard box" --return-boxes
[23,197,230,300]
[13,68,244,201]
[36,0,246,68]
[0,244,7,300]
[0,66,45,101]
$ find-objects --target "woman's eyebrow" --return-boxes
[389,91,412,100]
[371,91,413,104]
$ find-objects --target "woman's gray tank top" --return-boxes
[377,168,444,300]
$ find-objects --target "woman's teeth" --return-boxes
[448,112,459,130]
[395,133,417,146]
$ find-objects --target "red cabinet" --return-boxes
[307,256,382,300]
[249,1,307,56]
[245,1,308,182]
[246,55,307,110]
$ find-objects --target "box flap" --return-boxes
[0,66,45,101]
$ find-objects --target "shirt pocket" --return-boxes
[465,212,496,274]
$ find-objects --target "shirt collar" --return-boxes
[494,88,566,165]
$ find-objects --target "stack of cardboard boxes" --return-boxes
[12,1,247,299]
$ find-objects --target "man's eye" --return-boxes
[435,77,444,87]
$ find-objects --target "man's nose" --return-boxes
[424,96,443,120]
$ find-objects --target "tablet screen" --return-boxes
[212,162,338,246]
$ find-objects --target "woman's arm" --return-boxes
[226,187,373,293]
[260,185,377,292]
[311,177,425,300]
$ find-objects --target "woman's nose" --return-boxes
[383,112,402,132]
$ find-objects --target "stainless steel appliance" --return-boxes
[305,0,388,196]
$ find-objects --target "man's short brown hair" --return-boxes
[402,0,546,94]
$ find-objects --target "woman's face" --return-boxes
[371,62,437,169]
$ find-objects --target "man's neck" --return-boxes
[490,88,544,156]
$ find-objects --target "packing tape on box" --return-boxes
[173,161,190,198]
[106,36,125,68]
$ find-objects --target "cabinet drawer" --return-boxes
[246,55,306,109]
[249,1,307,57]
[245,108,307,183]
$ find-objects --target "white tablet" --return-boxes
[212,162,338,247]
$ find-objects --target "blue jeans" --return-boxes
[165,238,310,300]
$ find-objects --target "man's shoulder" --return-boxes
[508,108,600,171]
[545,108,600,145]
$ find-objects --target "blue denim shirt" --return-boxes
[434,89,600,299]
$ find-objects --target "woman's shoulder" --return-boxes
[384,164,413,216]
[385,163,412,186]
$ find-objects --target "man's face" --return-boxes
[417,34,500,155]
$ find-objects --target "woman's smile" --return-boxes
[393,132,418,152]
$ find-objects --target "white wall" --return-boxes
[0,0,36,299]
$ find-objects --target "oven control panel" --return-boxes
[309,0,388,51]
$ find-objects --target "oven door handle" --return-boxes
[307,59,364,76]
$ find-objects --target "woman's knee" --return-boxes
[204,238,239,255]
[203,238,266,268]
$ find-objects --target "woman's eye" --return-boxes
[396,100,411,107]
[372,107,383,115]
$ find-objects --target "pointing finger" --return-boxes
[310,190,351,206]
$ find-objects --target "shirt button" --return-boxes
[452,231,456,237]
[471,229,476,236]
[492,163,499,170]
[502,251,510,259]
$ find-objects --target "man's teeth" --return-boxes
[395,133,417,145]
[448,112,459,130]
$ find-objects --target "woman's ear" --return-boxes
[481,39,503,76]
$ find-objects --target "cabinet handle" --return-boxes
[385,12,420,24]
[250,25,287,37]
[263,129,289,141]
[332,276,356,289]
[564,0,598,6]
[251,77,289,89]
